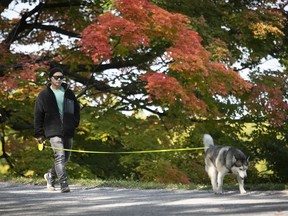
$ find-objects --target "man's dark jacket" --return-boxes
[34,83,80,139]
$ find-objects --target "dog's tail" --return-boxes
[203,134,214,152]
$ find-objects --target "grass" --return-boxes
[0,175,207,190]
[0,175,287,191]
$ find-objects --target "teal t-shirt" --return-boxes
[51,86,65,120]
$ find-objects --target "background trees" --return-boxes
[0,0,288,183]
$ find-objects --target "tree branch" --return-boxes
[2,1,46,48]
[27,23,81,38]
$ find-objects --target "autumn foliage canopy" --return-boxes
[81,0,252,116]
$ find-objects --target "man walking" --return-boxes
[34,67,80,193]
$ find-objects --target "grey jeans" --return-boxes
[49,136,72,185]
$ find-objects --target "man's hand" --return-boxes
[37,136,46,144]
[37,136,46,151]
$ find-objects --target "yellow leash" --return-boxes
[38,139,204,154]
[42,145,204,154]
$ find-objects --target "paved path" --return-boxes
[0,182,287,215]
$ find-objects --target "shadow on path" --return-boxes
[0,182,287,215]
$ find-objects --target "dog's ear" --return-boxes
[226,150,237,168]
[232,155,237,163]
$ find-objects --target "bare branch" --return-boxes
[27,23,81,38]
[2,2,46,48]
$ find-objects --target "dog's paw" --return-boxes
[240,190,247,194]
[214,190,223,195]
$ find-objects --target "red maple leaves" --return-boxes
[247,73,288,126]
[0,47,37,93]
[81,0,252,116]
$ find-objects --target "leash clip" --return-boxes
[37,140,46,151]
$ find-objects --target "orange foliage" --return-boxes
[81,0,252,115]
[247,76,288,127]
[155,167,191,184]
[81,0,191,63]
[141,73,187,102]
[141,72,207,112]
[0,45,43,93]
[137,159,191,184]
[0,63,38,93]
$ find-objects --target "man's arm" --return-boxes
[74,97,80,128]
[34,96,45,139]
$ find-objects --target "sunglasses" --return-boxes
[52,75,64,80]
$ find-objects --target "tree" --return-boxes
[153,0,287,65]
[153,0,288,123]
[80,0,251,115]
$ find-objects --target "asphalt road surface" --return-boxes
[0,182,287,216]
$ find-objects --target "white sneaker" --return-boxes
[44,173,55,191]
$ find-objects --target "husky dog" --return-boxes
[203,134,248,194]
